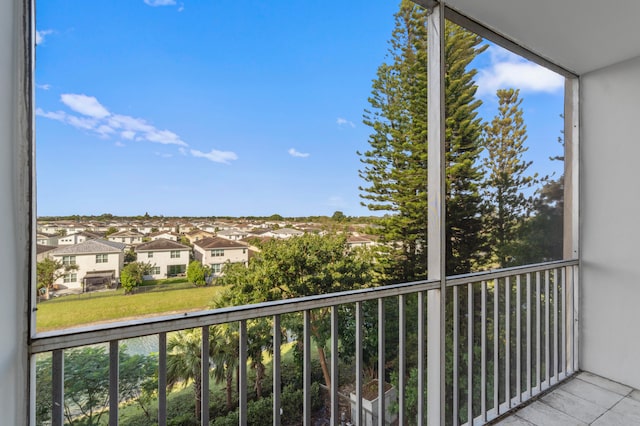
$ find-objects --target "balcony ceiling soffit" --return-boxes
[445,0,640,75]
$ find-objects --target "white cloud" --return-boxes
[37,83,51,90]
[35,30,53,45]
[144,0,176,6]
[38,93,187,147]
[120,130,136,140]
[178,147,187,156]
[155,152,173,158]
[61,94,111,118]
[476,46,564,96]
[35,108,66,121]
[288,148,310,158]
[336,117,355,128]
[178,3,184,12]
[115,141,125,147]
[190,149,238,164]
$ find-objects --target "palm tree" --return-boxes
[210,324,239,410]
[166,328,216,421]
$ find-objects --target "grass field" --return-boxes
[36,283,227,332]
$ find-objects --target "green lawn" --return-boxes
[36,284,227,332]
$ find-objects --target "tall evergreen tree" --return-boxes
[359,0,487,280]
[482,88,539,267]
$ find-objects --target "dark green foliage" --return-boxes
[186,260,209,287]
[359,1,487,280]
[35,346,157,425]
[482,88,540,267]
[120,261,154,294]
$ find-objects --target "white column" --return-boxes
[427,1,446,426]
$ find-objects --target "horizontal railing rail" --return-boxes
[31,259,579,426]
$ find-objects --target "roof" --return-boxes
[149,230,178,237]
[135,239,191,252]
[109,230,143,237]
[36,244,57,255]
[50,239,127,255]
[193,236,248,250]
[272,228,304,235]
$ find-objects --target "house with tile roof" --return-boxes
[49,239,127,292]
[193,236,249,276]
[135,238,191,279]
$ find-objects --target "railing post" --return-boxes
[427,1,446,425]
[109,340,119,426]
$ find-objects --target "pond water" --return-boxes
[120,335,159,356]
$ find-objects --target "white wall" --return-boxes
[581,54,640,389]
[0,0,30,424]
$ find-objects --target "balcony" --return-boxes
[33,259,584,425]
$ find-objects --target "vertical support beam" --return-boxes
[564,78,580,372]
[303,311,311,426]
[158,333,167,426]
[239,321,248,426]
[109,340,119,426]
[427,1,446,425]
[378,298,385,426]
[355,302,363,426]
[330,306,339,425]
[273,316,281,426]
[418,291,425,424]
[52,350,64,426]
[398,295,406,426]
[201,326,209,425]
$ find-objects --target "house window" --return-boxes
[63,273,77,283]
[211,263,222,274]
[211,249,224,257]
[96,254,108,263]
[242,248,246,254]
[62,255,76,266]
[167,264,186,275]
[170,250,181,258]
[148,252,153,258]
[151,266,161,275]
[121,238,125,242]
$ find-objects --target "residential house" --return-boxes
[135,239,191,278]
[49,239,127,292]
[346,235,376,250]
[149,231,179,242]
[57,231,101,246]
[193,237,249,276]
[36,232,58,246]
[216,228,249,241]
[184,229,214,244]
[35,244,56,262]
[266,228,304,239]
[107,230,144,247]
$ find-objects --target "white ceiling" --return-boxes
[445,0,640,75]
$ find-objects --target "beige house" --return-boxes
[193,236,249,276]
[49,239,126,292]
[135,239,191,279]
[107,230,144,247]
[184,229,214,244]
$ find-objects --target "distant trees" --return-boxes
[36,257,77,300]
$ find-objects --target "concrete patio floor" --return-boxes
[494,372,640,425]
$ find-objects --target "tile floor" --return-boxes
[494,372,640,425]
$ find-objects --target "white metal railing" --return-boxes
[30,259,578,425]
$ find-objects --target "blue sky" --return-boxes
[35,0,564,218]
